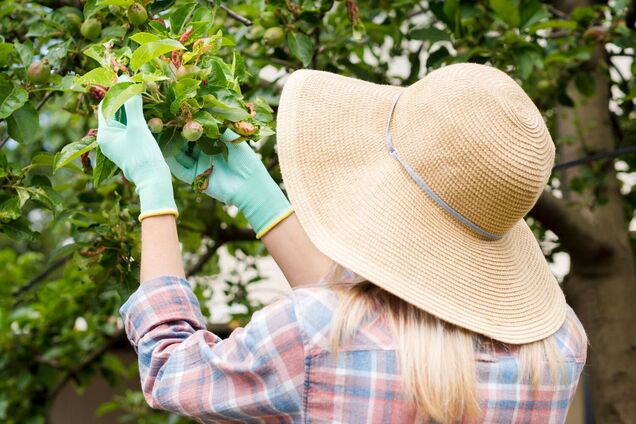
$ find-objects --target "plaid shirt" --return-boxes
[120,269,587,423]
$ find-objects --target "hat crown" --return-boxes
[393,63,554,236]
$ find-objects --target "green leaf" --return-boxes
[410,26,452,43]
[93,147,118,186]
[0,79,28,119]
[46,40,70,68]
[0,216,36,240]
[129,32,160,45]
[170,78,200,114]
[52,136,97,173]
[101,82,144,121]
[131,72,169,83]
[97,0,133,6]
[194,110,220,138]
[0,43,13,67]
[527,19,576,33]
[490,0,520,27]
[75,68,117,87]
[170,2,197,35]
[130,39,185,71]
[84,0,106,19]
[202,90,250,122]
[287,32,314,67]
[0,197,20,222]
[13,40,33,68]
[7,101,41,144]
[15,188,29,207]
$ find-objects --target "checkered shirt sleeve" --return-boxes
[119,276,305,423]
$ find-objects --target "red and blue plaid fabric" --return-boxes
[120,271,587,423]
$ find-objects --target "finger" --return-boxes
[174,150,197,168]
[221,127,241,142]
[122,94,145,127]
[166,155,194,183]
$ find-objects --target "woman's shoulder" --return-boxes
[553,303,588,363]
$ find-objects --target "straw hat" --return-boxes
[276,62,566,344]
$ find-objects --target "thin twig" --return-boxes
[219,4,252,26]
[13,257,69,299]
[47,329,125,403]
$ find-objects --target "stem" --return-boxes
[219,4,252,26]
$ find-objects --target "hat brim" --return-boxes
[276,69,566,344]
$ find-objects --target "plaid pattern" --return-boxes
[120,272,587,423]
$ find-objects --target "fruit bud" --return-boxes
[233,121,256,136]
[182,121,203,141]
[80,18,102,40]
[27,61,51,85]
[127,3,148,26]
[263,27,285,48]
[147,117,163,133]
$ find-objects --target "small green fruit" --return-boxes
[80,18,102,40]
[260,11,278,28]
[27,61,51,85]
[64,13,82,30]
[108,5,122,15]
[263,27,285,48]
[182,121,203,141]
[148,118,163,133]
[127,3,148,26]
[175,64,200,79]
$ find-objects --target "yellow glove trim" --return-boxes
[255,208,294,239]
[138,209,179,222]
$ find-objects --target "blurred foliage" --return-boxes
[0,0,634,422]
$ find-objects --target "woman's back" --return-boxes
[292,286,587,423]
[121,273,587,423]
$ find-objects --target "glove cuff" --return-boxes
[233,168,293,238]
[130,162,179,221]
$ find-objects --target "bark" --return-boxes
[532,2,636,419]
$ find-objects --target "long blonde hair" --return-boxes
[318,263,585,423]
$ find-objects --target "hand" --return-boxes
[97,93,178,221]
[166,131,293,238]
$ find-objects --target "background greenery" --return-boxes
[1,0,635,422]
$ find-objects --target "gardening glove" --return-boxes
[97,94,178,221]
[166,129,293,238]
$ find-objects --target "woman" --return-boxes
[97,63,588,423]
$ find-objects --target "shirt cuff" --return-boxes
[119,276,207,349]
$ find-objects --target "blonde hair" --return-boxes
[316,263,585,423]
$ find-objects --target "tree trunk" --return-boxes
[531,2,636,418]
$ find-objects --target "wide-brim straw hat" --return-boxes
[276,62,566,344]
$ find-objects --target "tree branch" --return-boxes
[529,191,613,262]
[186,227,255,277]
[47,329,124,403]
[13,257,69,299]
[219,4,252,26]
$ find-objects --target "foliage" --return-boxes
[1,0,634,422]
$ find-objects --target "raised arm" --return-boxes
[261,212,333,286]
[167,134,332,287]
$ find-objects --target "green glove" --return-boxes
[97,94,178,221]
[166,129,293,238]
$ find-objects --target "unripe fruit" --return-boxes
[182,121,203,141]
[128,3,148,26]
[109,5,122,15]
[175,64,200,79]
[65,13,82,30]
[148,118,163,133]
[146,80,158,92]
[263,27,284,48]
[260,11,278,28]
[27,61,51,85]
[81,18,102,40]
